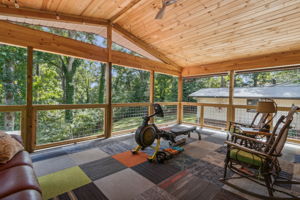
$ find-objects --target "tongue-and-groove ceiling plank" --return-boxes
[115,0,300,66]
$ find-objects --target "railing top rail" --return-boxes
[112,102,151,107]
[0,105,27,111]
[182,102,230,108]
[182,102,300,112]
[155,102,179,106]
[33,104,108,110]
[112,102,179,107]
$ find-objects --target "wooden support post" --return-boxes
[227,70,235,130]
[149,70,155,123]
[177,76,183,124]
[105,22,113,138]
[25,46,34,152]
[200,105,204,127]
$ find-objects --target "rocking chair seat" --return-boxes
[230,149,264,167]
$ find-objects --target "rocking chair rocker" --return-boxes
[221,106,300,199]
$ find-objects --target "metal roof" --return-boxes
[189,85,300,99]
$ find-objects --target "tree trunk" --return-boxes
[98,63,106,103]
[86,78,90,104]
[220,76,226,87]
[3,61,15,131]
[65,71,75,122]
[62,57,76,123]
[253,73,258,87]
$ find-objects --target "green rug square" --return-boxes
[38,166,91,200]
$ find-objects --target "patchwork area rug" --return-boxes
[31,131,300,200]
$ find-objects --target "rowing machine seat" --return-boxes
[170,124,201,140]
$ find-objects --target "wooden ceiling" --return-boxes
[1,0,300,70]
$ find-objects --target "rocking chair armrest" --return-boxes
[241,130,272,137]
[231,133,268,145]
[229,121,251,127]
[225,141,272,159]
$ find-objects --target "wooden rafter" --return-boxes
[0,5,108,26]
[110,0,142,22]
[0,20,180,76]
[112,23,181,69]
[182,50,300,77]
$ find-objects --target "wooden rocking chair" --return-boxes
[227,99,278,144]
[221,106,300,199]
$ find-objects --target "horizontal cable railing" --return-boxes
[181,102,300,142]
[111,102,179,136]
[31,104,107,150]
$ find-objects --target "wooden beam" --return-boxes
[182,50,300,77]
[112,23,181,68]
[110,0,142,22]
[111,50,181,76]
[0,20,108,62]
[25,46,34,152]
[0,20,179,76]
[0,5,108,26]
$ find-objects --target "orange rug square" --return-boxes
[112,151,148,167]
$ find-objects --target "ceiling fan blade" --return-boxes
[155,4,166,19]
[155,0,177,19]
[165,0,177,6]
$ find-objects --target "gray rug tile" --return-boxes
[168,153,199,170]
[189,140,222,151]
[51,183,108,200]
[203,136,226,145]
[201,151,226,168]
[134,185,176,200]
[33,154,76,177]
[215,146,227,155]
[213,188,247,200]
[132,161,181,184]
[95,168,154,200]
[69,148,109,165]
[99,141,132,155]
[80,157,126,180]
[73,183,108,200]
[159,170,220,200]
[188,159,232,187]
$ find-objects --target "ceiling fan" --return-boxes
[155,0,177,19]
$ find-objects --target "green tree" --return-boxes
[0,45,26,130]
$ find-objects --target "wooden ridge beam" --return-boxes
[111,50,180,76]
[0,5,108,26]
[112,23,181,69]
[182,50,300,77]
[0,20,179,76]
[110,0,142,23]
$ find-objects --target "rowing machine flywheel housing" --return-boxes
[135,125,156,148]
